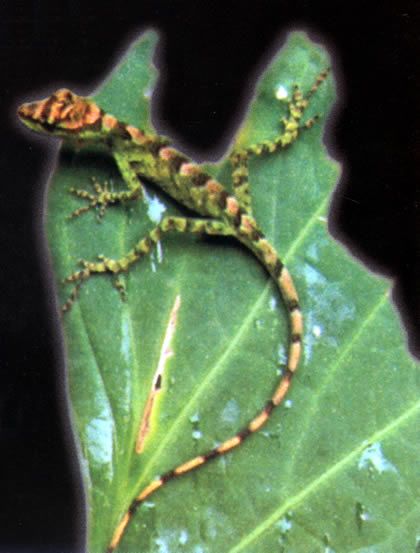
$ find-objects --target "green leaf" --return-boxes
[43,30,419,553]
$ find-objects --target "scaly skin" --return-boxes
[18,68,329,552]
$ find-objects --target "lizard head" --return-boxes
[18,89,103,137]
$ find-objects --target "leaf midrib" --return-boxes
[135,271,273,486]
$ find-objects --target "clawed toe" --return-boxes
[67,178,114,221]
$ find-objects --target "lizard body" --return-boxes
[18,68,329,551]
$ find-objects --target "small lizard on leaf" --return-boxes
[18,67,329,552]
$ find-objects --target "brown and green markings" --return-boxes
[18,67,329,553]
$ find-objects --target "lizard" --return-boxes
[18,67,329,552]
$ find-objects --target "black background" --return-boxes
[1,1,418,552]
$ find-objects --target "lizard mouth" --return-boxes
[20,115,53,133]
[17,102,57,134]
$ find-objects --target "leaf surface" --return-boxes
[45,31,420,553]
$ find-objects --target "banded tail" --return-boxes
[15,72,332,552]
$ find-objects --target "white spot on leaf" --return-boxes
[220,399,239,426]
[150,242,164,273]
[277,344,287,366]
[269,296,277,310]
[143,188,166,223]
[120,310,132,364]
[276,515,293,534]
[358,442,398,474]
[85,411,114,480]
[275,85,289,99]
[156,240,163,263]
[192,430,202,440]
[154,537,170,553]
[312,324,322,338]
[189,412,200,423]
[302,264,327,287]
[299,261,356,362]
[306,243,319,262]
[179,529,189,544]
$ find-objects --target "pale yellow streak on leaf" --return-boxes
[135,294,182,453]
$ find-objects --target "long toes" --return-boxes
[67,204,94,219]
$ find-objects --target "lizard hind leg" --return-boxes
[284,67,330,135]
[228,67,330,198]
[229,148,253,215]
[61,216,234,312]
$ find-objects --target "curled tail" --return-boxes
[107,225,302,553]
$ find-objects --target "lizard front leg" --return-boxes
[62,216,233,311]
[68,177,143,220]
[67,149,150,220]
